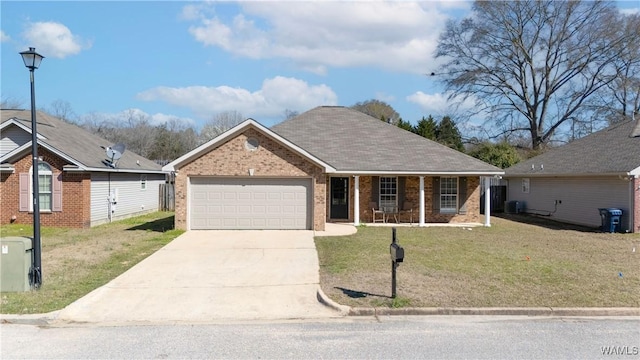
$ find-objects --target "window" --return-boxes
[522,178,530,193]
[31,162,52,211]
[379,177,397,209]
[440,177,458,213]
[140,175,147,190]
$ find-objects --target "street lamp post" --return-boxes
[20,47,44,289]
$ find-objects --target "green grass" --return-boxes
[316,215,640,308]
[0,212,183,314]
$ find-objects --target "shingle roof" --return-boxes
[505,119,640,176]
[271,106,502,174]
[1,109,163,173]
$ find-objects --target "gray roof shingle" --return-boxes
[271,106,502,174]
[1,109,163,172]
[505,119,640,176]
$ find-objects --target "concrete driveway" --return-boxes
[56,228,353,324]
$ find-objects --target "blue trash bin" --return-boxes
[598,208,622,233]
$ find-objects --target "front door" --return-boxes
[330,177,349,219]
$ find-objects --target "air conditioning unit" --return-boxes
[506,201,525,214]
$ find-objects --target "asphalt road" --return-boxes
[2,316,639,359]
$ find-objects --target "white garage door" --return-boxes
[190,177,312,230]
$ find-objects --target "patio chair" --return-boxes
[400,201,414,225]
[370,201,385,223]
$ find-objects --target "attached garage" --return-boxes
[190,177,312,230]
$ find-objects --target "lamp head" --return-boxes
[20,47,44,70]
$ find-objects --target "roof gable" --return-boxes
[505,119,640,177]
[163,119,335,172]
[0,109,163,173]
[271,106,502,175]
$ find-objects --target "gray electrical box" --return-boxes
[0,237,33,292]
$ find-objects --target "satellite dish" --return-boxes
[102,143,126,168]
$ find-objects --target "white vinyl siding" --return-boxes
[0,125,31,157]
[90,172,164,226]
[507,176,631,231]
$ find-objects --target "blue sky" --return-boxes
[2,1,639,131]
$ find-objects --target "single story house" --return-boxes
[503,119,640,233]
[163,106,503,231]
[0,109,166,228]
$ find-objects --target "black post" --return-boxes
[391,227,397,298]
[29,66,42,289]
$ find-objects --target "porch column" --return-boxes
[419,176,425,227]
[354,175,360,226]
[484,176,491,227]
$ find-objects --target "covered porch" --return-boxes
[326,174,495,227]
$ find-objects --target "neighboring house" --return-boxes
[503,119,640,233]
[0,109,166,228]
[163,106,503,231]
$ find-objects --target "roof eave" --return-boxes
[63,166,167,174]
[332,170,505,176]
[164,119,336,173]
[504,171,634,178]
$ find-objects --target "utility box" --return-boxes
[0,237,33,292]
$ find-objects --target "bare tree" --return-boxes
[435,0,631,149]
[584,13,640,127]
[48,99,77,123]
[1,97,24,109]
[200,110,245,143]
[351,99,401,125]
[284,109,299,120]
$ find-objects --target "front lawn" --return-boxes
[316,216,640,308]
[0,212,183,314]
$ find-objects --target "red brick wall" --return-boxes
[351,175,481,224]
[634,177,639,233]
[0,147,91,228]
[173,128,326,231]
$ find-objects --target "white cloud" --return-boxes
[22,21,90,58]
[93,108,196,128]
[136,76,338,120]
[406,91,476,115]
[185,2,457,75]
[620,7,639,15]
[0,30,10,42]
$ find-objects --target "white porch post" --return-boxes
[354,175,360,226]
[419,176,425,227]
[484,176,491,227]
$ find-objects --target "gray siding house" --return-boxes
[1,109,166,228]
[504,119,640,232]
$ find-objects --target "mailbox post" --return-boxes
[389,227,404,298]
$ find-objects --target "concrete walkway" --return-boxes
[55,229,356,324]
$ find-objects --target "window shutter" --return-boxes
[19,173,30,212]
[458,177,467,214]
[432,177,440,211]
[52,172,63,212]
[398,176,406,209]
[371,176,379,204]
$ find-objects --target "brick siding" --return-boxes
[346,175,481,224]
[173,128,326,231]
[635,177,639,233]
[0,147,91,228]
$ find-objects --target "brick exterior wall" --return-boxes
[173,128,326,231]
[344,175,481,224]
[0,147,91,228]
[634,177,639,233]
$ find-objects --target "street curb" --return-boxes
[316,287,351,315]
[347,306,640,317]
[317,288,640,317]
